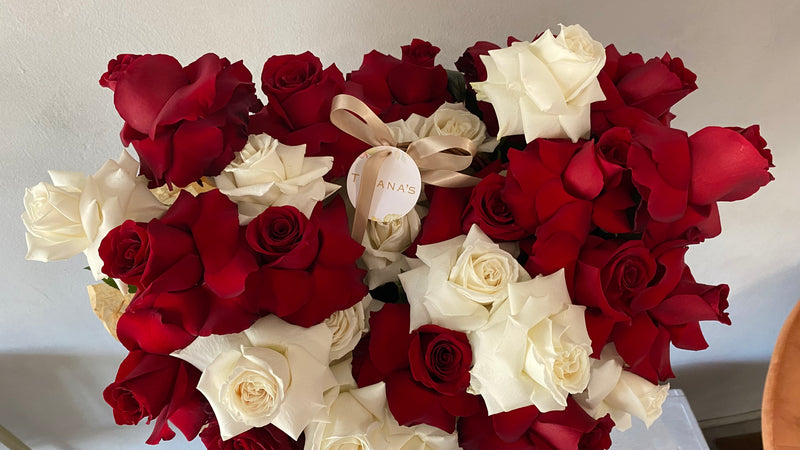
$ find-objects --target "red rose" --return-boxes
[731,124,774,167]
[103,351,207,445]
[458,398,614,450]
[408,324,472,395]
[505,140,605,232]
[629,122,773,243]
[409,186,472,257]
[637,201,721,245]
[104,53,260,187]
[574,238,664,325]
[589,127,638,234]
[596,126,632,168]
[260,52,330,105]
[118,283,259,355]
[455,41,501,136]
[345,39,452,122]
[591,45,697,133]
[688,126,774,205]
[245,205,320,270]
[504,140,600,277]
[112,191,262,354]
[455,41,500,84]
[200,420,303,450]
[352,304,480,433]
[574,237,730,382]
[462,172,527,241]
[117,286,209,354]
[627,121,692,223]
[615,51,697,119]
[99,219,151,287]
[162,190,258,298]
[101,190,258,298]
[99,54,140,91]
[247,197,367,327]
[248,52,367,178]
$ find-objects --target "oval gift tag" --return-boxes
[346,146,422,222]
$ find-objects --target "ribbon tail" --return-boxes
[351,150,392,243]
[421,170,481,188]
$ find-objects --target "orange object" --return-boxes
[762,299,800,449]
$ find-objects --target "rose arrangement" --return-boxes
[23,23,773,449]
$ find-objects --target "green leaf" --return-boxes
[101,277,119,290]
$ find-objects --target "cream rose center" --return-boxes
[324,436,369,450]
[225,368,284,420]
[450,250,513,300]
[368,216,411,251]
[218,348,292,425]
[551,345,591,393]
[25,183,84,234]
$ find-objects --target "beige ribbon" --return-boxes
[330,94,480,242]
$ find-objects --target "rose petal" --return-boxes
[689,126,774,205]
[114,55,188,135]
[385,370,456,433]
[368,304,413,375]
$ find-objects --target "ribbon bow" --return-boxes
[330,94,480,242]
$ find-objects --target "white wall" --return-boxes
[2,1,798,448]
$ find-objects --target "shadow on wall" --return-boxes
[0,353,190,450]
[671,360,769,423]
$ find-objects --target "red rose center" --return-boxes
[275,64,317,90]
[614,257,650,296]
[426,337,464,382]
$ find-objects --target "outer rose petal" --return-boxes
[689,126,774,205]
[367,304,414,375]
[113,55,188,134]
[562,141,605,200]
[411,186,471,254]
[629,121,690,223]
[168,121,225,188]
[200,420,302,450]
[385,370,457,433]
[117,287,210,355]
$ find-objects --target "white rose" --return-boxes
[361,207,422,289]
[574,344,670,430]
[471,24,606,143]
[214,133,339,223]
[469,269,592,415]
[306,358,458,450]
[386,102,497,152]
[399,224,529,332]
[172,315,336,440]
[306,357,388,450]
[383,419,458,450]
[22,150,166,279]
[325,295,372,361]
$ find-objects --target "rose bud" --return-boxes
[99,220,150,287]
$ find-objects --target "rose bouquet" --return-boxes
[22,24,773,449]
